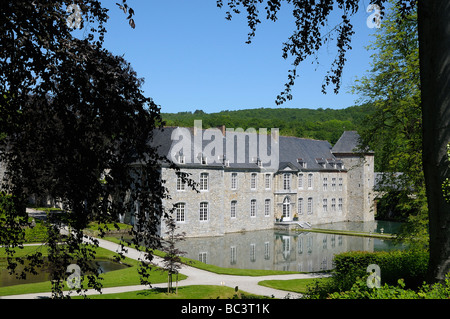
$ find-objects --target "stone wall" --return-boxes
[161,167,226,237]
[273,171,349,226]
[160,161,373,237]
[340,154,375,222]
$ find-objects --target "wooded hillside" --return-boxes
[162,104,373,145]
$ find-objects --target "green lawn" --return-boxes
[258,277,332,294]
[0,228,316,299]
[74,285,268,299]
[0,245,185,297]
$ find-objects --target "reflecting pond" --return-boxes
[0,259,129,287]
[176,221,406,272]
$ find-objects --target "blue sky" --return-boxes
[91,1,379,113]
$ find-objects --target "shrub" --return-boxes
[328,274,450,299]
[333,249,428,289]
[304,249,429,299]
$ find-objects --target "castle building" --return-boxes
[151,127,375,238]
[0,126,375,238]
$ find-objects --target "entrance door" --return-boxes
[282,197,291,221]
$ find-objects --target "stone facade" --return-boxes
[155,129,375,238]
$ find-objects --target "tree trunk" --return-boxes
[417,0,450,283]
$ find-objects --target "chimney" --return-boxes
[217,125,226,136]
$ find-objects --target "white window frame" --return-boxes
[250,199,257,217]
[199,252,207,263]
[298,173,304,189]
[264,199,271,217]
[231,200,237,218]
[175,202,186,222]
[298,198,303,215]
[176,175,186,191]
[199,202,209,221]
[307,197,313,215]
[308,173,313,189]
[251,173,257,190]
[231,172,238,190]
[200,172,209,191]
[265,173,271,189]
[283,173,291,191]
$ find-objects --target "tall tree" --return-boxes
[417,0,450,283]
[352,3,428,247]
[215,0,449,282]
[0,1,174,297]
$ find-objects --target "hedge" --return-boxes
[333,249,429,289]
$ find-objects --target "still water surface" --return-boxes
[176,221,405,272]
[0,259,129,287]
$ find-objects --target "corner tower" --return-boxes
[332,131,374,222]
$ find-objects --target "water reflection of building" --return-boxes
[176,229,375,272]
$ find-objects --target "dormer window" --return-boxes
[297,158,307,169]
[257,159,262,167]
[327,159,336,169]
[177,151,185,164]
[335,159,344,170]
[316,158,326,168]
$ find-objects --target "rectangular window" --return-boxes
[199,202,208,221]
[231,200,237,218]
[307,197,313,215]
[264,242,270,260]
[250,244,256,262]
[200,173,208,191]
[323,177,328,191]
[199,252,207,263]
[250,199,256,217]
[231,173,237,190]
[283,173,291,191]
[298,173,303,189]
[175,203,185,222]
[338,177,343,191]
[308,174,313,189]
[298,198,303,215]
[264,199,271,217]
[176,176,185,191]
[338,198,343,212]
[323,198,328,212]
[332,178,336,191]
[265,174,271,189]
[230,246,237,265]
[331,198,336,212]
[251,173,257,190]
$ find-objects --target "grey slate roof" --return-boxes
[331,130,363,154]
[150,127,359,172]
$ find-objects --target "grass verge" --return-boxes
[73,285,268,299]
[0,245,185,297]
[258,277,332,294]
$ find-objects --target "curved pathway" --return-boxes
[1,238,328,299]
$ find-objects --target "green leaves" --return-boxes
[352,2,425,246]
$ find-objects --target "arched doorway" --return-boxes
[282,196,291,221]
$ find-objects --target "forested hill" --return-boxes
[161,104,373,145]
